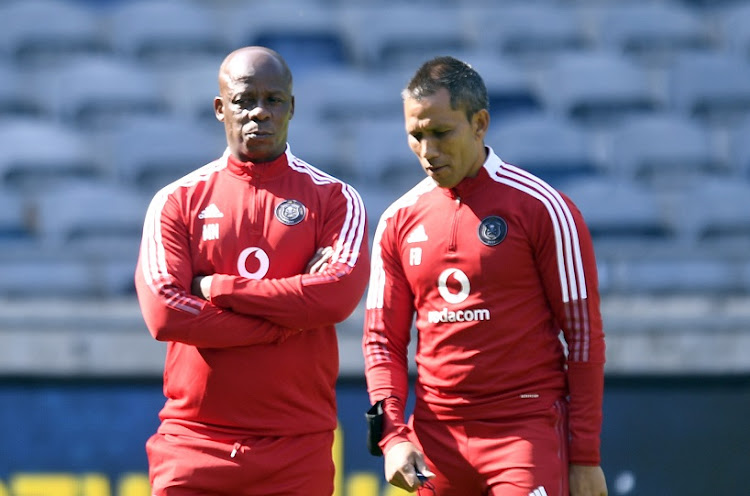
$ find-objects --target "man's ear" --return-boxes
[473,108,490,141]
[214,96,225,122]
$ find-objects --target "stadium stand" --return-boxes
[583,2,715,66]
[0,0,748,376]
[0,62,43,118]
[533,50,663,125]
[487,112,603,187]
[0,118,106,189]
[222,2,354,74]
[0,0,110,66]
[40,55,169,129]
[667,51,750,124]
[105,0,229,67]
[465,3,591,67]
[604,113,725,186]
[99,114,227,191]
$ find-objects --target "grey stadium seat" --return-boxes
[587,3,713,65]
[0,118,105,188]
[534,51,662,125]
[222,2,353,75]
[0,0,109,66]
[488,113,602,188]
[466,4,590,65]
[105,0,229,66]
[668,52,750,124]
[605,113,723,185]
[39,55,169,129]
[100,115,227,191]
[339,4,472,70]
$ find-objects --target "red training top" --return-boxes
[363,148,605,464]
[136,146,369,439]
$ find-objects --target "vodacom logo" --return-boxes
[437,268,470,304]
[237,247,269,279]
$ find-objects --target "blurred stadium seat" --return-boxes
[153,57,223,124]
[100,115,227,192]
[560,177,675,245]
[605,113,724,185]
[0,187,33,242]
[670,177,750,246]
[0,62,44,118]
[40,55,169,129]
[466,4,590,66]
[0,118,105,189]
[339,4,472,69]
[534,50,662,125]
[586,2,714,66]
[105,0,229,66]
[667,51,750,124]
[286,117,358,184]
[349,117,421,187]
[488,113,603,187]
[454,51,544,121]
[292,66,406,123]
[718,2,750,57]
[222,2,353,74]
[0,0,109,66]
[31,180,147,252]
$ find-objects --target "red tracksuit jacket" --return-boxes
[363,148,605,464]
[135,146,369,438]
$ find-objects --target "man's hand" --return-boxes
[384,441,434,492]
[191,275,212,300]
[570,464,607,496]
[305,246,334,274]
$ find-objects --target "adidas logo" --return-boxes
[406,224,428,243]
[198,203,224,220]
[529,487,548,496]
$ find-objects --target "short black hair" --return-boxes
[402,56,489,121]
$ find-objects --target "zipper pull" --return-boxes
[231,442,241,458]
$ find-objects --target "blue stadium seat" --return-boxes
[611,257,744,295]
[560,177,674,244]
[286,117,358,184]
[31,180,147,252]
[339,4,472,69]
[0,118,104,189]
[101,115,226,191]
[154,58,222,125]
[667,52,750,124]
[670,177,750,246]
[0,0,109,66]
[718,3,750,57]
[349,117,421,188]
[292,66,406,123]
[0,63,43,118]
[222,2,353,74]
[728,116,750,178]
[605,113,723,184]
[488,113,603,188]
[40,55,169,129]
[106,0,229,66]
[454,52,543,121]
[586,3,713,65]
[0,187,33,242]
[535,51,662,125]
[467,4,590,65]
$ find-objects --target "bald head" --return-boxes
[218,46,292,94]
[213,46,296,163]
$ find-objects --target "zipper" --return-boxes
[448,195,462,253]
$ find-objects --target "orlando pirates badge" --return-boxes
[275,199,306,226]
[478,216,507,246]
